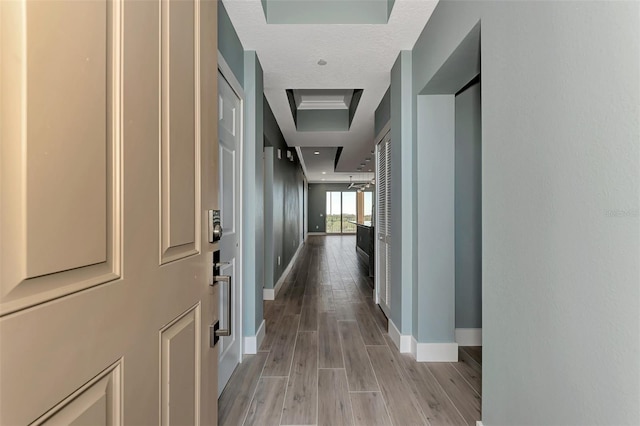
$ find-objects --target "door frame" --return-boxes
[374,122,390,309]
[217,52,244,361]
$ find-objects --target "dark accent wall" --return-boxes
[264,97,305,289]
[308,183,374,233]
[374,87,391,138]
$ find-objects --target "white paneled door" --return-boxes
[217,69,243,396]
[0,0,220,424]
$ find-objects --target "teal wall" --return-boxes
[243,51,264,336]
[408,1,639,424]
[218,2,244,86]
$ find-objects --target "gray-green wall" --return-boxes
[243,51,264,337]
[308,183,374,233]
[390,51,416,335]
[218,2,243,86]
[455,82,482,329]
[407,1,639,424]
[264,98,305,289]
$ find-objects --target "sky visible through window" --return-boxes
[326,191,373,216]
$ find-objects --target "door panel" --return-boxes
[217,71,242,396]
[160,0,200,263]
[0,0,219,424]
[161,305,201,426]
[0,0,121,317]
[34,362,122,426]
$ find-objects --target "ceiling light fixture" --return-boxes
[321,171,326,174]
[317,59,327,66]
[314,151,320,155]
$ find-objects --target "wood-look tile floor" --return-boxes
[219,236,482,426]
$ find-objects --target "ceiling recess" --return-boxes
[261,0,396,25]
[286,89,363,132]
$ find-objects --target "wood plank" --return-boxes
[243,377,287,426]
[353,302,386,345]
[334,300,357,320]
[299,295,318,331]
[366,345,426,425]
[427,363,481,425]
[318,312,344,368]
[284,284,305,315]
[318,369,354,426]
[459,346,482,372]
[260,303,285,351]
[218,352,268,426]
[452,359,482,396]
[362,298,388,333]
[381,334,466,426]
[350,392,391,426]
[338,321,379,391]
[281,332,318,425]
[262,314,300,377]
[318,286,334,312]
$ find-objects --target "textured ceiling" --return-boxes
[222,0,438,180]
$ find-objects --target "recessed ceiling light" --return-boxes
[321,178,325,181]
[317,59,327,66]
[314,151,320,155]
[321,171,326,174]
[368,169,372,171]
[365,158,371,162]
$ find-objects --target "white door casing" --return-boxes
[217,63,244,397]
[0,0,220,424]
[375,130,392,317]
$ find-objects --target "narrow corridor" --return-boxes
[219,236,481,426]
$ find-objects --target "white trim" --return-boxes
[295,146,309,181]
[455,328,482,346]
[243,320,265,355]
[307,232,326,236]
[388,319,412,353]
[476,422,483,426]
[263,288,275,301]
[412,337,459,362]
[263,242,304,301]
[217,52,244,99]
[217,54,245,362]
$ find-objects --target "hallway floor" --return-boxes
[219,236,481,426]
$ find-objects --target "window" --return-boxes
[325,191,357,234]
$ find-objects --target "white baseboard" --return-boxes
[455,328,482,346]
[388,319,412,353]
[307,232,326,236]
[263,242,303,301]
[244,319,265,354]
[412,336,458,362]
